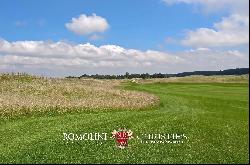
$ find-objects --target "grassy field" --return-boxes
[0,74,249,163]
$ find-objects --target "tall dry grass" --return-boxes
[0,73,159,117]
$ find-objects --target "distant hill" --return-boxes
[66,68,249,79]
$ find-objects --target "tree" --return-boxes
[125,72,130,79]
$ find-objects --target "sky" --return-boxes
[0,0,249,77]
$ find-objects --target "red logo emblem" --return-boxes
[112,128,133,149]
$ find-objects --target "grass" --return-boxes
[137,74,249,84]
[0,73,158,118]
[0,74,249,163]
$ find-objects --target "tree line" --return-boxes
[66,68,249,79]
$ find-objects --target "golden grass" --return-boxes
[0,73,159,116]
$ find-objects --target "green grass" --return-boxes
[0,82,249,163]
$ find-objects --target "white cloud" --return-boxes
[194,47,210,51]
[163,0,249,47]
[163,0,249,48]
[214,14,249,31]
[182,14,249,47]
[65,13,109,35]
[0,39,248,77]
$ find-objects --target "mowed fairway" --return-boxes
[0,76,249,163]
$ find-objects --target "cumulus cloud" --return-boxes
[0,39,248,77]
[182,14,249,47]
[163,0,249,48]
[65,13,109,35]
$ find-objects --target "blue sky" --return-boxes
[0,0,225,51]
[0,0,249,76]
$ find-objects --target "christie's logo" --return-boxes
[111,128,133,149]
